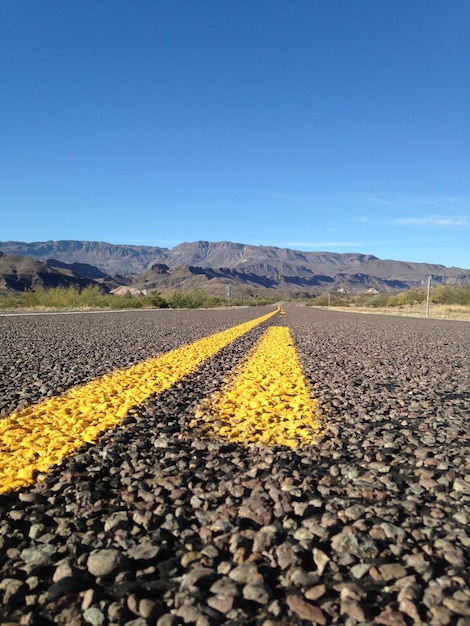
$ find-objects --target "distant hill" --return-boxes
[1,239,469,296]
[45,259,128,291]
[0,251,102,293]
[0,240,166,276]
[111,263,322,299]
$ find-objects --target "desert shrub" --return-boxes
[310,294,330,307]
[145,292,169,308]
[112,295,144,309]
[248,297,277,306]
[368,296,384,308]
[402,289,426,305]
[166,291,228,308]
[12,285,117,309]
[332,287,470,309]
[165,292,203,308]
[431,285,470,306]
[0,292,26,309]
[78,285,110,307]
[22,285,83,308]
[307,293,350,307]
[167,292,201,309]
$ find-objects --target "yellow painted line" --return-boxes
[191,326,322,448]
[0,309,278,493]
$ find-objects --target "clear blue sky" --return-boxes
[1,1,469,268]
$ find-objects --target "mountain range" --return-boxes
[1,240,469,298]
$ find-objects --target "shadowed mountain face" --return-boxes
[45,259,110,280]
[1,240,469,295]
[0,253,100,293]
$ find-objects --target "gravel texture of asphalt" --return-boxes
[0,305,469,626]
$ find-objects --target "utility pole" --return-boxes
[425,275,432,317]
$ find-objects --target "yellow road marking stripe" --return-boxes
[191,326,322,448]
[0,309,278,493]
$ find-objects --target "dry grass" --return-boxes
[324,303,470,322]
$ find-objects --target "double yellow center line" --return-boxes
[0,308,321,494]
[191,327,321,448]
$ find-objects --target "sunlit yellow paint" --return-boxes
[191,326,322,448]
[0,309,278,493]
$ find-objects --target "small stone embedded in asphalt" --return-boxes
[286,593,327,624]
[86,549,124,578]
[378,563,408,581]
[180,567,218,592]
[20,544,57,567]
[1,580,26,605]
[238,495,272,526]
[127,541,160,563]
[83,607,106,626]
[330,528,379,559]
[0,307,469,624]
[47,576,84,601]
[313,548,330,575]
[242,581,272,604]
[228,562,259,584]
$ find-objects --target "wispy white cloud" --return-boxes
[394,216,469,227]
[359,192,470,213]
[355,192,470,230]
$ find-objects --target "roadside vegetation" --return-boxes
[1,283,468,317]
[0,285,277,311]
[310,285,470,320]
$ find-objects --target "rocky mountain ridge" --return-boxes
[1,240,469,296]
[0,251,99,293]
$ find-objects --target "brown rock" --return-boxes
[242,582,272,605]
[86,549,123,578]
[286,594,326,624]
[210,576,238,597]
[341,598,366,622]
[398,582,423,621]
[399,598,422,622]
[379,563,408,581]
[430,605,453,625]
[313,548,329,575]
[207,594,235,614]
[452,478,470,495]
[331,528,379,558]
[228,563,260,584]
[442,597,470,617]
[180,551,202,568]
[239,496,272,526]
[180,567,218,592]
[275,542,299,569]
[305,584,326,601]
[139,599,159,619]
[375,609,408,625]
[435,540,465,568]
[127,541,160,563]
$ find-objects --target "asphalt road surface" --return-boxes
[0,305,469,625]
